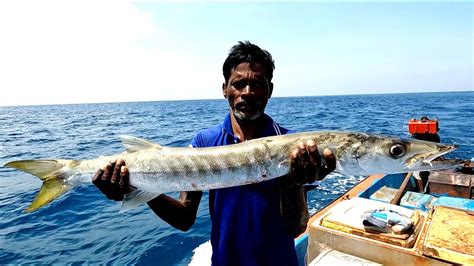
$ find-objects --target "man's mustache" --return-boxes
[235,100,262,110]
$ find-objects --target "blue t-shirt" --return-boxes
[191,113,298,266]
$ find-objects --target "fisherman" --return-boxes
[92,41,336,265]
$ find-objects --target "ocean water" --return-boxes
[0,91,473,264]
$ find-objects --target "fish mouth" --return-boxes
[422,144,458,165]
[405,144,459,170]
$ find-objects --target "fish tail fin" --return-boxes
[4,160,74,212]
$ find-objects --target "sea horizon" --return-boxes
[1,90,471,108]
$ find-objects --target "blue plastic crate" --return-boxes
[432,196,474,211]
[400,191,437,212]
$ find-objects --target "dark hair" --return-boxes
[222,41,275,84]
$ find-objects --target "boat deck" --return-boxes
[296,171,474,265]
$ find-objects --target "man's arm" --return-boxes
[280,140,336,237]
[92,159,202,232]
[147,191,202,231]
[280,181,308,238]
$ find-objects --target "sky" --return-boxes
[0,1,472,106]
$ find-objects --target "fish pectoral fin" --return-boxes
[119,135,162,152]
[120,190,162,213]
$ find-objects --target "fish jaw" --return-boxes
[406,158,465,172]
[405,142,459,171]
[422,144,458,164]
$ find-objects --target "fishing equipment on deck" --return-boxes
[361,209,414,235]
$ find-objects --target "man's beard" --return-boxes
[233,100,264,122]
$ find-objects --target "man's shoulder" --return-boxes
[191,124,224,148]
[272,122,291,135]
[197,124,224,139]
[265,115,291,135]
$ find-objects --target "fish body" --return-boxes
[4,131,460,212]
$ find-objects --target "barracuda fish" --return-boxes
[4,132,460,212]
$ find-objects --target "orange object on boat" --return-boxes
[408,118,438,134]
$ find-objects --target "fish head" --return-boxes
[393,139,462,172]
[336,133,460,175]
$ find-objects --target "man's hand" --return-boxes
[289,140,336,185]
[92,159,133,201]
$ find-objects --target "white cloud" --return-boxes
[0,1,221,106]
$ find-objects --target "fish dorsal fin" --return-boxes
[119,135,162,152]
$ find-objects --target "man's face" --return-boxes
[223,62,273,122]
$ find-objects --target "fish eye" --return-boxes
[390,143,406,158]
